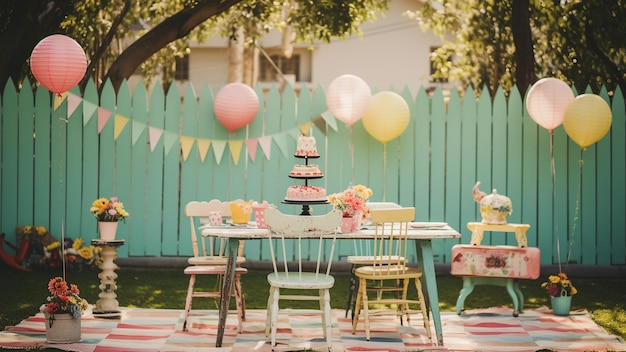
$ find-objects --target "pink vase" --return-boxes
[341,212,363,233]
[98,221,118,240]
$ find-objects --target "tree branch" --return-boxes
[103,0,244,92]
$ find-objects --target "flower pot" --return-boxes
[98,221,118,240]
[551,295,572,316]
[43,312,81,343]
[341,212,362,233]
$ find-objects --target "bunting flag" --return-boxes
[299,121,313,135]
[97,107,112,133]
[163,131,178,157]
[148,126,163,152]
[320,110,338,132]
[132,120,146,146]
[245,138,258,162]
[67,93,81,117]
[313,116,327,135]
[212,140,227,165]
[258,136,272,160]
[114,114,129,140]
[180,136,195,161]
[228,140,244,165]
[62,93,335,163]
[53,92,68,111]
[197,139,211,163]
[82,99,98,126]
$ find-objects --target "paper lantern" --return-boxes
[325,74,371,127]
[526,78,574,131]
[362,91,410,143]
[563,94,612,148]
[213,83,259,132]
[30,34,87,95]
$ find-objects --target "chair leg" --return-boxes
[351,277,364,335]
[345,264,358,318]
[265,286,276,338]
[233,274,244,333]
[321,288,333,350]
[182,274,196,331]
[415,277,432,339]
[269,287,280,349]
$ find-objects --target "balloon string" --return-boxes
[383,143,387,201]
[567,150,584,274]
[350,127,355,184]
[550,131,562,274]
[58,109,67,282]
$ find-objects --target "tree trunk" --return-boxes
[511,0,536,94]
[103,0,243,92]
[228,27,244,83]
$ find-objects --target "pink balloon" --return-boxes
[30,35,87,95]
[326,74,371,127]
[526,78,574,131]
[213,83,260,132]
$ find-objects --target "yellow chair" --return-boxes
[351,207,432,341]
[182,200,247,332]
[345,202,404,318]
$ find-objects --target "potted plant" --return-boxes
[328,184,373,232]
[90,196,129,240]
[541,272,577,316]
[42,276,89,343]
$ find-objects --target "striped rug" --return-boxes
[1,306,625,351]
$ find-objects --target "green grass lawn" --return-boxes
[2,266,625,342]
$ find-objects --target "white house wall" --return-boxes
[129,0,443,96]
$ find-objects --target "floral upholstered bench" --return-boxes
[451,244,540,317]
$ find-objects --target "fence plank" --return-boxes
[1,80,624,268]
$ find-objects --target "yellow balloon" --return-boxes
[362,91,410,143]
[562,94,612,148]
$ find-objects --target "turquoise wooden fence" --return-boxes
[1,78,624,266]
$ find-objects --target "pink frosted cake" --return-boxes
[285,185,327,201]
[295,134,319,157]
[289,164,323,177]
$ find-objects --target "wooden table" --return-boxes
[201,223,461,347]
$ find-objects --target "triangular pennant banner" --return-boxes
[299,121,313,135]
[313,115,327,135]
[212,140,227,165]
[53,92,68,111]
[66,93,82,117]
[131,120,146,146]
[180,136,195,161]
[114,114,129,140]
[287,127,301,139]
[197,139,211,162]
[245,138,258,162]
[97,107,113,133]
[273,133,291,157]
[163,131,178,156]
[148,126,164,152]
[258,135,272,160]
[228,140,244,165]
[82,100,98,126]
[320,110,338,132]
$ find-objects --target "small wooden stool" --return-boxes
[467,222,530,247]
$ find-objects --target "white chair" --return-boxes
[345,202,404,318]
[182,200,247,332]
[263,207,342,351]
[351,207,432,341]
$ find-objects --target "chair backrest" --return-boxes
[369,207,415,273]
[356,202,403,256]
[185,200,230,258]
[264,207,342,281]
